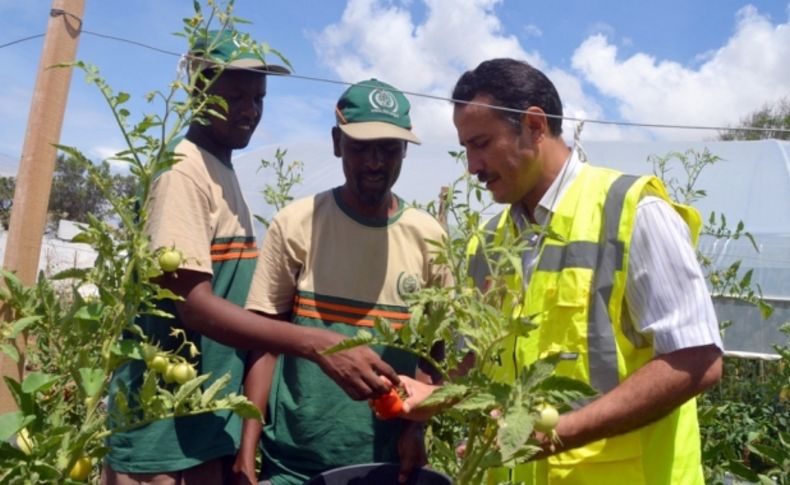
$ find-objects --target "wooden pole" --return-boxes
[1,0,85,414]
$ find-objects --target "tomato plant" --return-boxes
[0,3,271,483]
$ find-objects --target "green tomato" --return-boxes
[158,249,182,273]
[163,363,177,384]
[141,344,158,363]
[68,456,92,481]
[149,355,169,374]
[534,404,560,433]
[170,362,194,385]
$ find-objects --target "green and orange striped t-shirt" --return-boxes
[246,188,448,485]
[107,139,257,473]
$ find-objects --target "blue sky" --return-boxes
[1,0,789,209]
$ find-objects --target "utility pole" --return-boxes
[0,0,85,414]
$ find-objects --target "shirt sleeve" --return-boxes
[145,169,213,275]
[625,196,723,354]
[245,216,300,315]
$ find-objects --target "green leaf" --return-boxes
[78,368,106,398]
[50,267,90,280]
[727,460,759,481]
[747,442,784,466]
[454,392,498,411]
[145,308,175,319]
[73,302,103,322]
[497,405,533,461]
[139,371,157,404]
[0,411,34,442]
[421,383,469,408]
[155,287,182,301]
[322,330,373,355]
[173,374,210,408]
[21,372,57,394]
[739,269,753,288]
[520,355,559,391]
[112,339,144,360]
[2,270,24,297]
[226,396,262,420]
[2,377,35,415]
[70,231,92,244]
[757,300,774,319]
[10,316,41,338]
[757,476,777,485]
[0,344,19,362]
[537,375,597,397]
[200,372,231,408]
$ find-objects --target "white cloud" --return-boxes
[571,5,790,139]
[314,0,541,147]
[523,24,543,38]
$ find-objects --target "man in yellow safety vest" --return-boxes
[399,58,723,485]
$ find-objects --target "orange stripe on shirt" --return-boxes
[295,307,405,329]
[296,297,411,320]
[210,241,257,252]
[211,251,258,262]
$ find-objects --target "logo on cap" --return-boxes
[369,88,400,118]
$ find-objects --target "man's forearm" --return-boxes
[549,344,722,453]
[237,351,278,468]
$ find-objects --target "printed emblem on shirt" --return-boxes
[396,272,421,298]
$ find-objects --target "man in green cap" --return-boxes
[103,33,400,485]
[233,79,449,485]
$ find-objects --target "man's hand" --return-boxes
[398,375,441,421]
[397,421,427,483]
[310,330,400,400]
[230,455,258,485]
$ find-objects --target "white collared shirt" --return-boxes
[510,148,722,355]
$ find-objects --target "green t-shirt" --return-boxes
[246,189,449,484]
[106,140,258,472]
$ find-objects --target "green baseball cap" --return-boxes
[190,29,290,75]
[335,79,421,144]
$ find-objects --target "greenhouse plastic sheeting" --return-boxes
[586,139,790,356]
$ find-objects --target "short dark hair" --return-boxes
[452,58,564,136]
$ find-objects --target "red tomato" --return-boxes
[373,388,403,419]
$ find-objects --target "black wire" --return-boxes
[0,33,45,49]
[1,29,789,135]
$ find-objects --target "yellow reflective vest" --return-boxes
[469,165,705,485]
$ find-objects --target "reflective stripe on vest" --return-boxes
[484,174,639,392]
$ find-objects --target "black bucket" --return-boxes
[303,463,453,485]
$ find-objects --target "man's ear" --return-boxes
[521,106,549,142]
[331,126,342,157]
